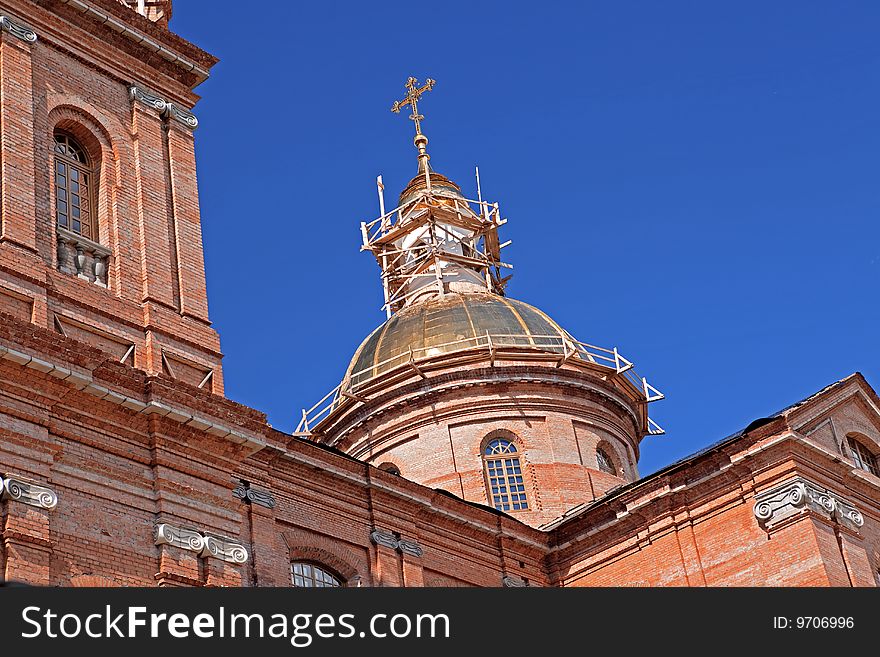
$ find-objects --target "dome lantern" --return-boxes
[364,77,511,318]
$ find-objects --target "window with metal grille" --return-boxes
[847,436,879,477]
[54,132,97,240]
[290,562,342,588]
[483,438,529,512]
[596,447,617,475]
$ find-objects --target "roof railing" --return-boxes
[295,335,663,436]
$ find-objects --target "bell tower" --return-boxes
[0,0,224,393]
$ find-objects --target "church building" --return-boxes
[0,0,878,587]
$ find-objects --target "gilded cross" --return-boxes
[391,76,436,136]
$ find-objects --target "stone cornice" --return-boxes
[0,340,266,452]
[56,0,211,83]
[549,431,879,553]
[0,334,552,551]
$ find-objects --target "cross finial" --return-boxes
[391,76,436,138]
[391,77,436,176]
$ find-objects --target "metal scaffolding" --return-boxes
[295,76,665,441]
[361,176,512,317]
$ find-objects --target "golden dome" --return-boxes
[342,292,571,390]
[398,170,464,205]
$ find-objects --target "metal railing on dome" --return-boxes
[294,334,665,437]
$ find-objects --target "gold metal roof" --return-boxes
[342,292,570,389]
[397,170,463,205]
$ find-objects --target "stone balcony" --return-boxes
[56,227,111,287]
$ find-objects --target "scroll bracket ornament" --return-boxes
[154,523,250,563]
[154,523,205,553]
[163,103,199,129]
[232,483,276,509]
[0,15,37,43]
[370,529,399,550]
[129,85,166,112]
[370,529,424,557]
[397,538,424,557]
[128,85,198,130]
[0,474,58,509]
[754,476,865,532]
[502,575,528,587]
[201,534,249,564]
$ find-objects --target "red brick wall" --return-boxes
[0,310,550,588]
[0,0,222,393]
[2,312,879,588]
[550,428,880,587]
[1,1,878,591]
[319,361,641,527]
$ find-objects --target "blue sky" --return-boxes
[171,1,880,475]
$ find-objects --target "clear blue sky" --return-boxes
[170,1,879,475]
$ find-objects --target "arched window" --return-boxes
[378,462,401,476]
[290,562,342,588]
[53,132,97,240]
[596,447,617,475]
[847,436,879,477]
[483,438,529,512]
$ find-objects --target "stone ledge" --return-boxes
[0,341,267,453]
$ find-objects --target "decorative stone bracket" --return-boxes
[232,483,276,509]
[754,476,865,533]
[369,529,424,557]
[202,534,249,564]
[502,575,529,587]
[154,523,249,564]
[0,474,58,509]
[129,85,198,129]
[0,15,37,43]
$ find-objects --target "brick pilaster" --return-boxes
[156,543,202,587]
[166,122,210,323]
[130,103,176,309]
[248,503,289,586]
[401,553,424,587]
[0,31,37,252]
[372,544,402,587]
[204,557,244,587]
[2,500,51,585]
